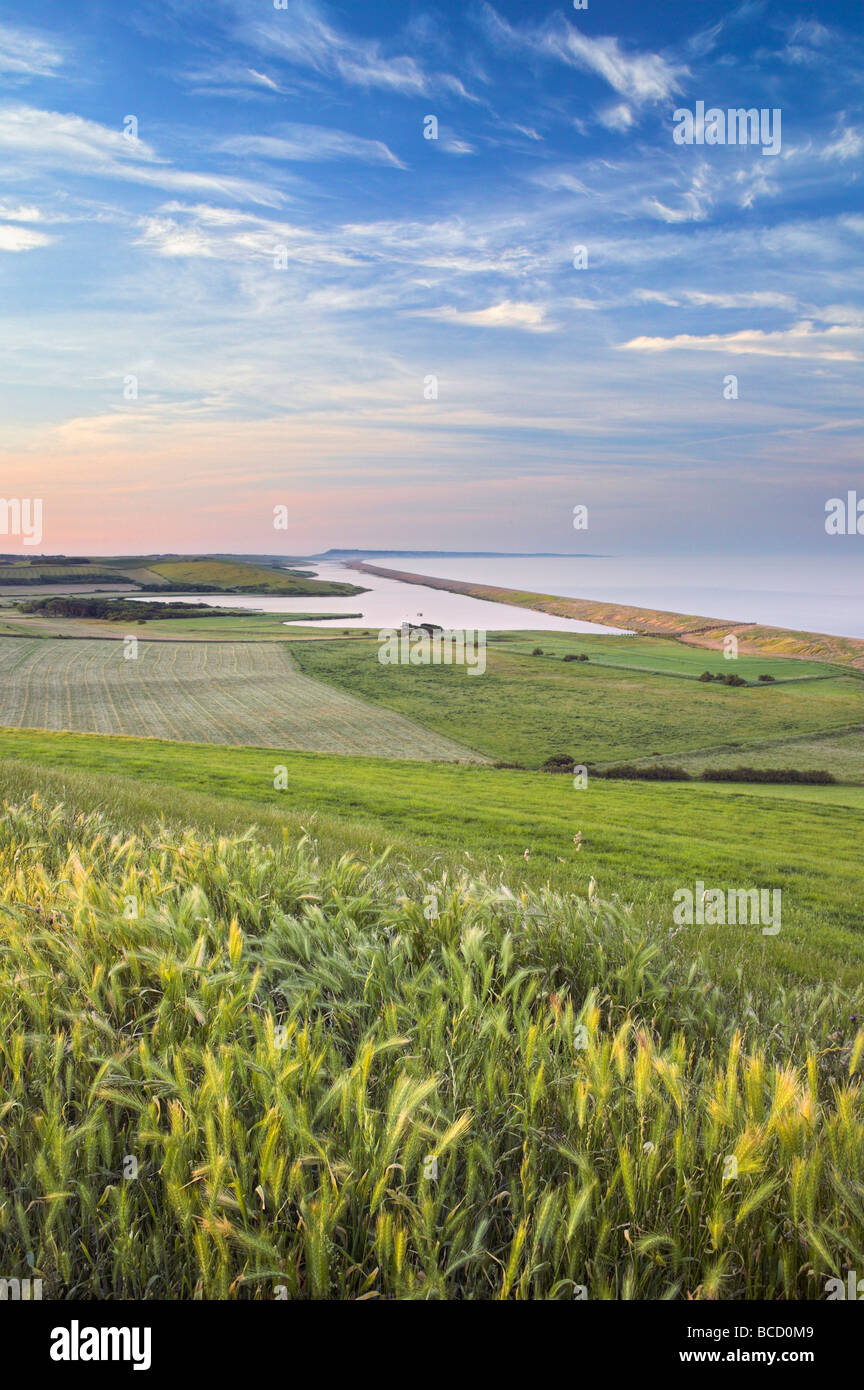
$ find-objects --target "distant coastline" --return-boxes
[305,549,605,560]
[347,560,864,671]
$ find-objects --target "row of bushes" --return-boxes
[0,572,120,586]
[701,766,836,784]
[699,671,748,686]
[16,596,248,622]
[699,671,777,686]
[530,648,590,661]
[539,755,836,784]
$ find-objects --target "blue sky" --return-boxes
[0,0,861,555]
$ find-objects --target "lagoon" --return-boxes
[129,564,626,633]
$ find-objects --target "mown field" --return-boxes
[0,637,481,761]
[0,790,862,1300]
[292,636,864,770]
[0,563,121,585]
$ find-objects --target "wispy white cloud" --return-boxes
[821,123,864,163]
[136,207,360,266]
[635,289,797,311]
[0,200,45,222]
[479,4,687,109]
[134,203,540,283]
[684,290,798,311]
[781,17,835,65]
[633,289,680,307]
[0,23,65,79]
[644,196,708,224]
[787,18,832,47]
[177,60,295,99]
[0,223,52,251]
[437,130,476,156]
[0,105,284,206]
[643,162,717,223]
[247,68,280,92]
[598,104,634,133]
[244,1,474,99]
[530,169,590,196]
[621,321,861,361]
[410,300,552,332]
[221,127,405,168]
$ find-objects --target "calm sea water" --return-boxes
[130,553,863,638]
[346,553,864,640]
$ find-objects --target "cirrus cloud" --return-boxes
[410,299,552,332]
[621,321,861,362]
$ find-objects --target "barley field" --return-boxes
[0,796,861,1300]
[0,637,482,761]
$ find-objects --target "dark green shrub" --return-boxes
[541,754,576,773]
[701,767,836,785]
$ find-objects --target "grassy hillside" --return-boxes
[629,727,864,785]
[0,637,482,760]
[149,559,364,596]
[2,731,864,991]
[0,555,366,597]
[0,794,861,1301]
[291,637,864,768]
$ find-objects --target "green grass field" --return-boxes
[292,636,864,769]
[492,632,841,682]
[0,637,481,760]
[0,608,373,642]
[632,727,864,785]
[3,594,864,1302]
[2,728,863,991]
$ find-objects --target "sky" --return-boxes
[0,0,861,556]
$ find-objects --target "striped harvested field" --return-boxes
[0,637,484,761]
